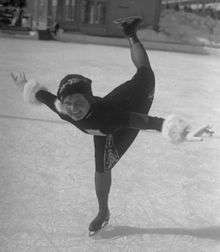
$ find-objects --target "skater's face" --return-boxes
[62,93,91,121]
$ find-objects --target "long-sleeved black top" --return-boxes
[36,89,164,136]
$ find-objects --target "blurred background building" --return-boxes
[0,0,162,36]
[0,0,219,41]
[26,0,162,36]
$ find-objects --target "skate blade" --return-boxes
[113,16,143,25]
[88,220,109,237]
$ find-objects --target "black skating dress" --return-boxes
[36,66,163,173]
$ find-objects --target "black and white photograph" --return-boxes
[0,0,220,251]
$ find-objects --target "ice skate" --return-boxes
[88,210,110,236]
[114,16,143,37]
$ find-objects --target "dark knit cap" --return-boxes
[57,74,92,101]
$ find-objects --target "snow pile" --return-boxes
[139,9,220,47]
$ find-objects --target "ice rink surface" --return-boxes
[0,37,220,251]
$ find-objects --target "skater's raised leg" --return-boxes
[89,170,111,234]
[115,16,151,69]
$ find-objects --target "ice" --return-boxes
[0,37,220,251]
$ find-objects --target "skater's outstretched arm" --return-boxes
[110,111,214,144]
[106,111,163,132]
[128,112,164,131]
[129,113,214,143]
[11,72,58,113]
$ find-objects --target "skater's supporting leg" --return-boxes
[95,170,111,214]
[89,170,111,232]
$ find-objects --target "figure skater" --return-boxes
[11,16,213,235]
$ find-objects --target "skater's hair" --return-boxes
[57,74,92,101]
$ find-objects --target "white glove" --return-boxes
[162,115,214,144]
[162,115,191,144]
[11,72,47,105]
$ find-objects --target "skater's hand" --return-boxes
[196,125,214,137]
[11,72,28,92]
[186,125,214,142]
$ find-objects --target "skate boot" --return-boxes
[114,16,143,37]
[89,209,110,236]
